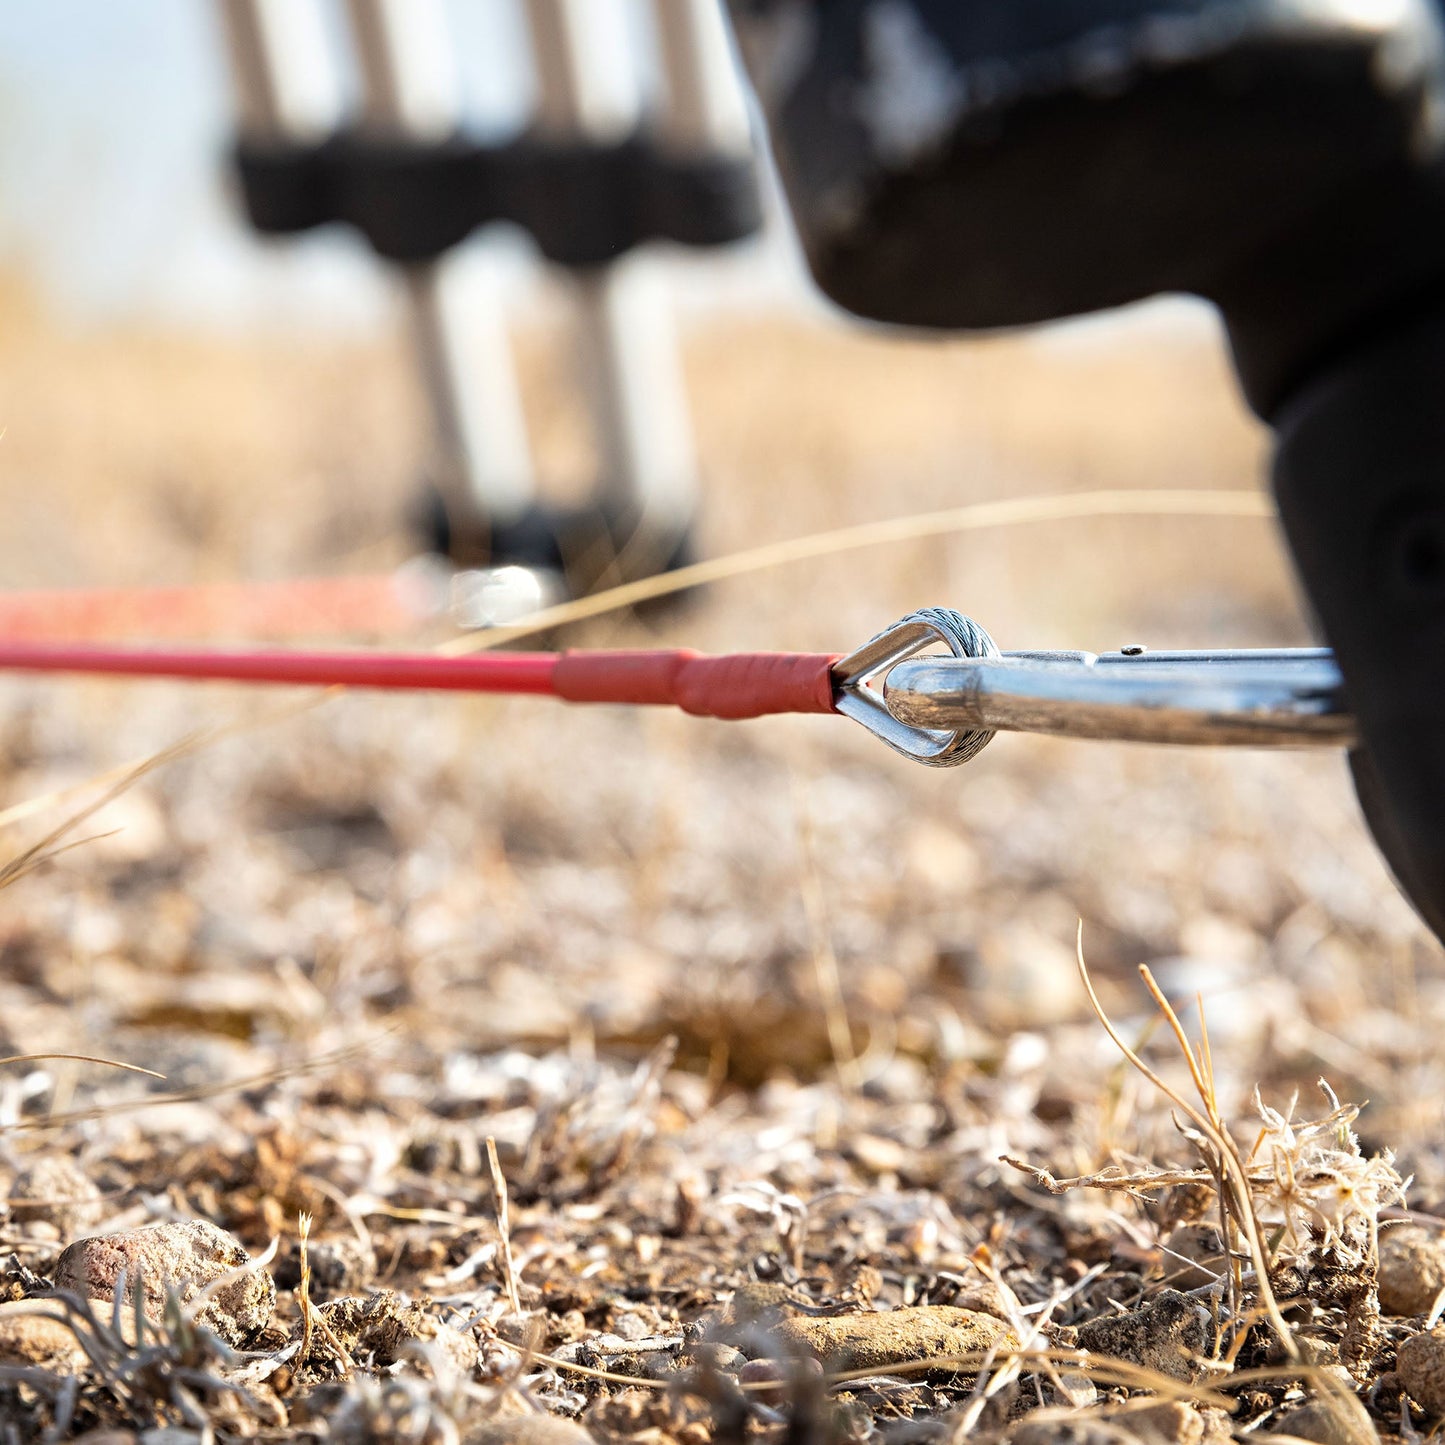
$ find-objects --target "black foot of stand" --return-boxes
[415,488,697,601]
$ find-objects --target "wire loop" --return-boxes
[832,608,1000,767]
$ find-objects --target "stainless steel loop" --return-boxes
[832,608,1001,767]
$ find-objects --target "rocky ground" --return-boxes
[1,284,1443,1443]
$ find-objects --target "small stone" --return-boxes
[1047,1372,1098,1408]
[1076,1290,1211,1382]
[319,1290,478,1374]
[8,1156,104,1239]
[611,1311,653,1341]
[1379,1226,1445,1317]
[697,1342,745,1372]
[1122,1400,1205,1445]
[52,1219,275,1346]
[465,1417,595,1445]
[770,1305,1015,1374]
[850,1134,907,1176]
[1273,1399,1374,1445]
[738,1356,809,1404]
[940,1270,1024,1325]
[1160,1225,1226,1290]
[70,1433,138,1445]
[1399,1326,1445,1414]
[0,1301,90,1368]
[495,1311,542,1347]
[719,1283,813,1330]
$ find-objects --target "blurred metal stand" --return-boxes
[217,0,536,540]
[522,0,749,566]
[218,0,760,612]
[343,0,535,534]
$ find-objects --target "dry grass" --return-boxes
[0,274,1441,1441]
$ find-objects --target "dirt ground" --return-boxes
[0,275,1442,1443]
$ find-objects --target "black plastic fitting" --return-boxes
[233,129,763,267]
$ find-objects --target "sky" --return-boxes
[0,0,1212,343]
[0,0,802,332]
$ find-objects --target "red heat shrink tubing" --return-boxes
[0,643,843,721]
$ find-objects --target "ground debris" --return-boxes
[0,308,1437,1445]
[317,1289,478,1374]
[466,1418,597,1445]
[1075,1291,1212,1383]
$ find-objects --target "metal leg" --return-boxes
[649,0,753,157]
[342,0,535,532]
[216,0,340,140]
[523,0,700,543]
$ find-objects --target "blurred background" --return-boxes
[1,0,1441,1282]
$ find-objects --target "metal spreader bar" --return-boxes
[832,609,1354,765]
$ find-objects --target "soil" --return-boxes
[0,277,1442,1442]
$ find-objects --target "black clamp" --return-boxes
[233,129,763,266]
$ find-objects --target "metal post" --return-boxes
[649,0,753,158]
[523,0,700,544]
[216,0,340,141]
[342,0,535,531]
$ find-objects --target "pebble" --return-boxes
[1047,1372,1098,1408]
[1160,1225,1226,1290]
[52,1219,275,1346]
[1076,1290,1211,1383]
[1398,1325,1445,1414]
[769,1305,1015,1374]
[1122,1401,1205,1445]
[8,1156,104,1239]
[465,1417,595,1445]
[0,1301,91,1369]
[1379,1225,1445,1317]
[1272,1399,1374,1445]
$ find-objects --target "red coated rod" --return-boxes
[0,641,842,721]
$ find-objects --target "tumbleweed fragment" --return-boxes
[1379,1226,1445,1317]
[1399,1325,1445,1415]
[8,1156,104,1238]
[52,1218,274,1346]
[769,1305,1015,1373]
[0,1301,90,1368]
[1076,1289,1211,1382]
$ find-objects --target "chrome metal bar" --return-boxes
[524,0,700,537]
[883,648,1354,748]
[344,0,535,525]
